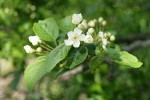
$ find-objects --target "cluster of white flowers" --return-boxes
[65,13,94,48]
[98,31,109,50]
[64,13,115,50]
[24,35,42,53]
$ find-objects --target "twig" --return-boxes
[122,39,150,52]
[116,34,150,43]
[56,65,84,81]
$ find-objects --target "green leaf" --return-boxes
[33,18,59,42]
[58,16,75,32]
[24,56,46,90]
[45,43,71,72]
[117,51,143,68]
[69,47,88,69]
[105,49,142,68]
[90,56,101,70]
[24,44,70,90]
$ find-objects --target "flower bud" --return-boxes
[107,32,111,37]
[84,35,93,43]
[24,45,34,53]
[102,44,106,50]
[81,20,88,29]
[78,24,84,30]
[88,28,94,34]
[88,20,95,27]
[36,47,42,52]
[93,19,97,23]
[28,36,41,46]
[110,35,115,41]
[102,20,107,26]
[72,13,83,25]
[98,17,103,23]
[98,31,104,38]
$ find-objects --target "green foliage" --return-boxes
[117,51,143,68]
[45,43,71,72]
[33,18,59,42]
[58,16,75,32]
[0,0,150,100]
[106,48,143,68]
[69,47,88,69]
[25,43,70,90]
[90,56,101,71]
[24,56,46,90]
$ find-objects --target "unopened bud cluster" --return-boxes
[24,36,42,53]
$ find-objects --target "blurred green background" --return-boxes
[0,0,150,100]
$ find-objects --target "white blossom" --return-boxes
[28,36,41,46]
[24,45,34,53]
[102,20,107,26]
[98,31,108,50]
[87,28,94,34]
[78,24,84,30]
[110,35,115,41]
[98,31,104,38]
[84,35,93,43]
[81,20,88,29]
[98,17,103,23]
[102,44,106,50]
[101,38,108,45]
[88,20,95,27]
[64,27,85,48]
[72,13,83,25]
[36,47,42,52]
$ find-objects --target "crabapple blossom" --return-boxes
[24,45,34,53]
[98,17,103,23]
[36,47,42,52]
[64,27,85,48]
[88,20,95,27]
[84,34,93,43]
[81,20,88,29]
[72,13,83,25]
[28,36,41,46]
[87,28,94,34]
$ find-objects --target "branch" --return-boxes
[122,39,150,52]
[116,34,150,43]
[56,65,84,81]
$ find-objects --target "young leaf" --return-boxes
[90,56,101,70]
[45,43,71,72]
[105,48,142,68]
[24,56,46,90]
[69,47,88,69]
[116,51,143,68]
[33,18,59,42]
[58,16,75,32]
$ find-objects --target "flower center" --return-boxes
[70,34,78,41]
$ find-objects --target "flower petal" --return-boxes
[74,27,82,35]
[102,38,107,45]
[102,44,106,50]
[64,40,74,46]
[72,13,83,24]
[79,34,85,41]
[73,41,80,48]
[98,31,104,38]
[84,35,93,43]
[67,31,74,38]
